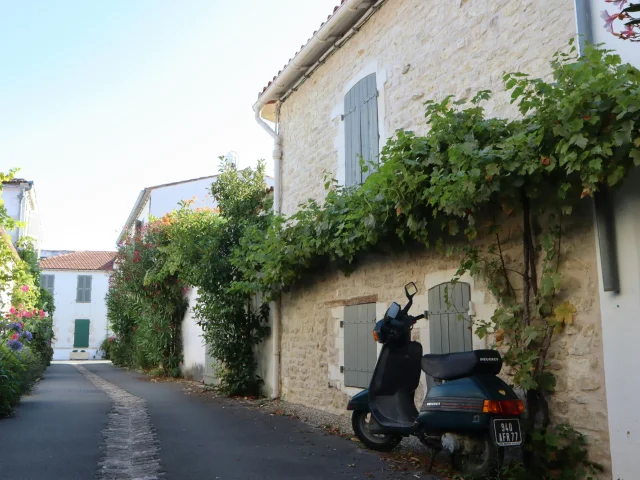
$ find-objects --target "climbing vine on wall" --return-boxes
[233,43,640,478]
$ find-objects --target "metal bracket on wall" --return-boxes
[340,321,344,328]
[340,366,344,373]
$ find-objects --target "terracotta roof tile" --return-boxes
[39,251,116,271]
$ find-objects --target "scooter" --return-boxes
[347,282,523,478]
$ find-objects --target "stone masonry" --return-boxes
[272,0,611,474]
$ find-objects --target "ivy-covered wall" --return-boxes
[271,0,612,473]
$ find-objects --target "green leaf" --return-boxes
[631,149,640,167]
[545,433,560,448]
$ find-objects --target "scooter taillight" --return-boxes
[482,399,525,415]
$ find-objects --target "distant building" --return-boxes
[1,178,43,249]
[40,251,116,360]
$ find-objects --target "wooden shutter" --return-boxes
[77,275,92,303]
[74,319,90,348]
[344,73,379,187]
[428,282,473,355]
[41,274,55,294]
[360,74,379,183]
[344,303,377,388]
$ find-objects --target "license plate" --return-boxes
[493,419,522,446]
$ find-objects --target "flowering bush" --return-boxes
[0,303,49,416]
[106,219,187,376]
[601,0,640,40]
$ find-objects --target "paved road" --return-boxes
[0,362,425,479]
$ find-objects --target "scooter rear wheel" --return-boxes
[454,435,503,479]
[351,410,402,452]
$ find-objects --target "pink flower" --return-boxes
[606,0,628,8]
[10,333,19,341]
[20,285,29,293]
[25,312,33,318]
[620,23,637,39]
[9,306,16,314]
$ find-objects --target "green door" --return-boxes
[74,319,90,348]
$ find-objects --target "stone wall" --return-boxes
[274,0,611,473]
[279,0,577,216]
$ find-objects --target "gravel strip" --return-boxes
[74,365,164,480]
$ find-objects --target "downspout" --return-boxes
[574,0,620,292]
[16,182,33,242]
[253,103,283,400]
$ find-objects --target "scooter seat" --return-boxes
[421,350,502,381]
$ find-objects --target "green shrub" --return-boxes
[0,345,45,417]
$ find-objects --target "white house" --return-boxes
[116,175,221,245]
[39,251,116,361]
[117,173,273,382]
[1,178,43,249]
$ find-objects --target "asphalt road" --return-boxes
[0,362,425,480]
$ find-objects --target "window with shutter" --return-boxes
[344,73,380,187]
[76,275,92,303]
[41,274,55,295]
[74,319,90,348]
[343,303,378,388]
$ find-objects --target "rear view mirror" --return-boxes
[405,282,418,299]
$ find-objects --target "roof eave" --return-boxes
[116,189,150,246]
[253,0,377,113]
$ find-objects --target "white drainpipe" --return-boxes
[253,105,282,400]
[252,0,382,401]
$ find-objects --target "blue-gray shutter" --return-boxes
[360,74,379,183]
[344,303,377,388]
[428,282,473,355]
[427,282,473,389]
[77,275,92,303]
[344,73,379,186]
[84,275,92,302]
[41,274,55,295]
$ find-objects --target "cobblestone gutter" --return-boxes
[74,365,164,480]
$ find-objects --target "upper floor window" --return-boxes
[344,73,380,187]
[41,274,55,295]
[76,275,92,303]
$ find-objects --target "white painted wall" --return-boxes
[44,269,111,360]
[1,184,41,247]
[181,287,207,381]
[587,6,640,478]
[595,168,640,480]
[149,178,218,218]
[0,256,16,313]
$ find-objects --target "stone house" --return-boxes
[252,1,640,478]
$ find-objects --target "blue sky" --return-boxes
[0,0,339,250]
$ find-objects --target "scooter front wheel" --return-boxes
[351,410,402,452]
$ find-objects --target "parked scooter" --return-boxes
[347,282,523,478]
